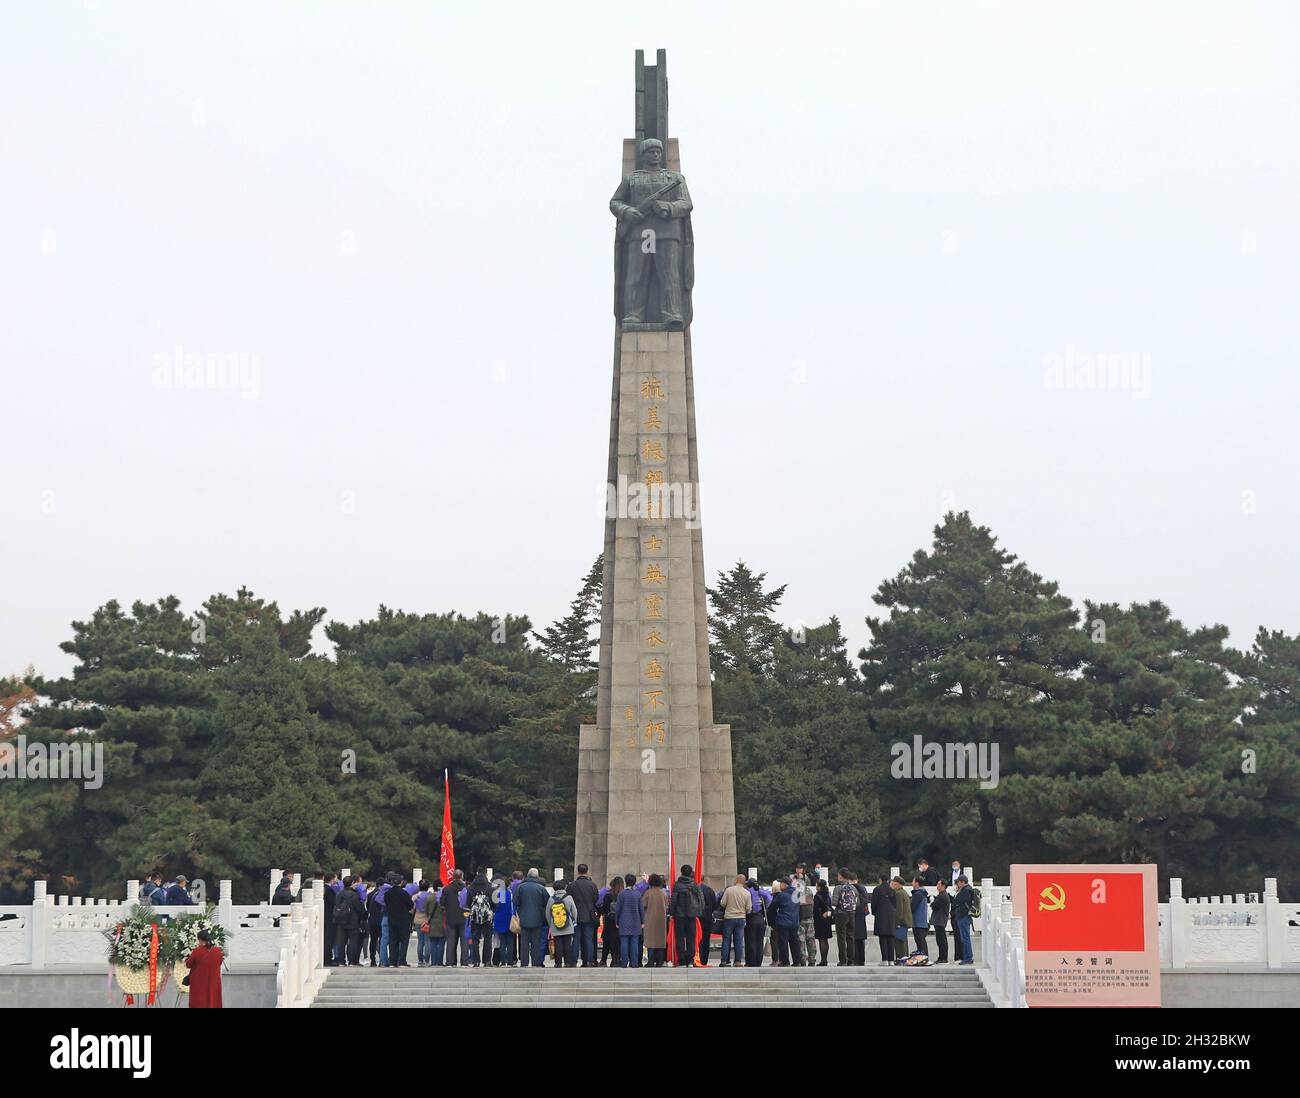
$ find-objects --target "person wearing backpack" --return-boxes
[546,880,578,967]
[466,870,494,968]
[951,876,977,965]
[668,865,704,967]
[831,867,858,966]
[743,878,770,967]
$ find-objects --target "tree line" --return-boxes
[1,513,1295,902]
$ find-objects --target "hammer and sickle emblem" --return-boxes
[1037,883,1066,911]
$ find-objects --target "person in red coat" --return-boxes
[184,930,224,1008]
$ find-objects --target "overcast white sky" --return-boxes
[3,1,1298,677]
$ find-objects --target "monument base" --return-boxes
[576,722,737,892]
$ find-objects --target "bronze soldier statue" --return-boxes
[611,138,693,329]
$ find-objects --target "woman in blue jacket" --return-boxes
[613,873,644,968]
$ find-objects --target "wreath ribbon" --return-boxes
[146,924,159,1005]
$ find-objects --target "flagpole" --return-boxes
[666,816,676,966]
[694,816,705,966]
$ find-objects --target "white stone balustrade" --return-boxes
[2,871,1292,1007]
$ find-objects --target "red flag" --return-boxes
[439,769,456,887]
[1025,871,1146,952]
[693,817,706,965]
[666,817,677,965]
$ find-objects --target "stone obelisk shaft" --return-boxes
[575,69,737,889]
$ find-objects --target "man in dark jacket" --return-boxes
[668,865,704,967]
[929,879,952,963]
[915,859,940,887]
[386,875,415,967]
[272,875,294,905]
[870,875,897,965]
[333,876,366,966]
[567,864,600,968]
[319,872,338,965]
[166,876,197,906]
[697,878,718,966]
[852,874,871,965]
[440,869,467,967]
[768,879,803,966]
[514,869,551,969]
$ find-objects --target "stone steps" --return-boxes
[311,967,994,1008]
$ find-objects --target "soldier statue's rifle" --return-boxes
[615,177,683,239]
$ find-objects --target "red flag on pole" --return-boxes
[693,817,706,965]
[666,816,677,965]
[440,769,455,887]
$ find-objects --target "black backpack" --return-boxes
[836,883,859,915]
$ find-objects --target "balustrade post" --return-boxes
[31,881,49,968]
[1263,877,1282,970]
[1167,878,1186,970]
[1009,914,1026,1007]
[279,910,295,1007]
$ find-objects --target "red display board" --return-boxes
[1010,864,1160,1007]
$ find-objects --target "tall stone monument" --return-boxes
[575,50,738,890]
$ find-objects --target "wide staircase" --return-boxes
[312,964,994,1008]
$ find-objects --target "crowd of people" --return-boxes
[300,857,981,970]
[137,872,198,906]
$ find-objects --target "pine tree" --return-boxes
[859,512,1089,872]
[707,561,788,677]
[993,602,1266,892]
[533,555,603,675]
